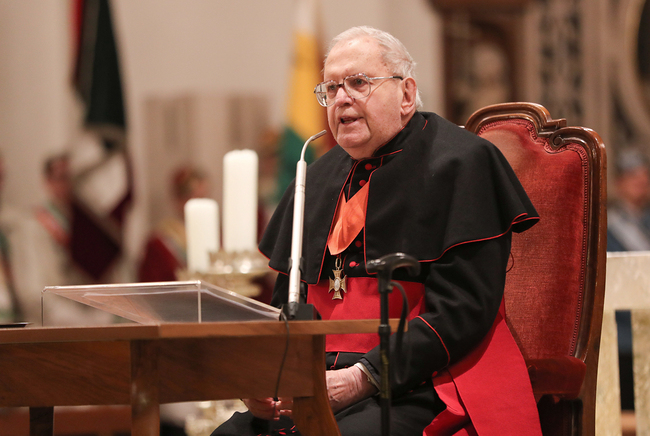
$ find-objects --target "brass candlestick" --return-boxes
[176,249,268,298]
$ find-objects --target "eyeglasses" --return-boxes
[314,73,403,107]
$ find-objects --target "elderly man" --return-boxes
[214,26,541,436]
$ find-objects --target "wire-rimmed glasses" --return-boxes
[314,73,403,107]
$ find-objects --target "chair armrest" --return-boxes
[526,356,586,400]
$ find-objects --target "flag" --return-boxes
[71,0,131,280]
[275,0,333,201]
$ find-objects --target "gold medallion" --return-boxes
[328,257,347,300]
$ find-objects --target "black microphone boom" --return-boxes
[367,252,420,436]
[366,252,420,277]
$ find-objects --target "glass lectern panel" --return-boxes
[42,280,280,326]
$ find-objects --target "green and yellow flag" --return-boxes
[276,0,331,201]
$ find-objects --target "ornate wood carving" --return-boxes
[429,0,533,124]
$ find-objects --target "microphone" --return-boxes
[366,252,420,278]
[286,129,327,319]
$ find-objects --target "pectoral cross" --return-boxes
[328,257,347,300]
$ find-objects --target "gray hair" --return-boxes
[326,26,422,109]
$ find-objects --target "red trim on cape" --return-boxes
[361,213,540,274]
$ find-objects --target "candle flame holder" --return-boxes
[177,249,269,298]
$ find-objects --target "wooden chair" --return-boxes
[464,102,607,436]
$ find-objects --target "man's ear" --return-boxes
[400,77,417,115]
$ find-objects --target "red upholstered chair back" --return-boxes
[465,103,607,436]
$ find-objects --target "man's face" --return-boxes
[617,166,650,208]
[324,37,406,160]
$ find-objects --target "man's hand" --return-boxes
[242,397,293,420]
[326,365,379,413]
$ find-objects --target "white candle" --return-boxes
[184,198,220,272]
[223,149,258,252]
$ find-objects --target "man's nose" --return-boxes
[334,85,353,105]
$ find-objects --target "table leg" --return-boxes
[131,340,160,436]
[292,335,340,436]
[29,407,53,436]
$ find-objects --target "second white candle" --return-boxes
[184,198,220,272]
[222,149,258,252]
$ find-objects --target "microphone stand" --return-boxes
[281,130,327,320]
[366,253,420,436]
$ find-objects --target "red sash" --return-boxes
[35,205,70,247]
[424,301,542,436]
[307,277,425,352]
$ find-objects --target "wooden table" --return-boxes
[0,319,385,436]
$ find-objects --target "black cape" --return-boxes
[260,111,539,282]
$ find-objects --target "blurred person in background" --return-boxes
[10,152,112,326]
[0,153,23,323]
[608,148,650,251]
[138,165,209,283]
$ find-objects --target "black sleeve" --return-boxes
[270,272,289,309]
[361,235,511,398]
